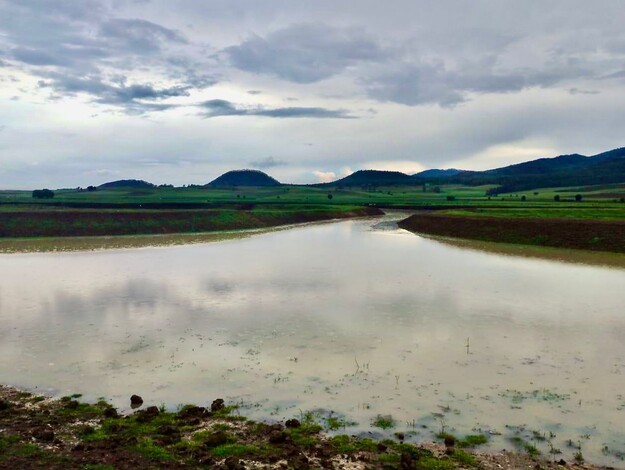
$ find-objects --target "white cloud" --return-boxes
[313,171,337,183]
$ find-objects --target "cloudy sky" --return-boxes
[1,0,624,188]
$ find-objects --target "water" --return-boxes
[1,213,625,465]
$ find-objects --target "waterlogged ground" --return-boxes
[1,213,625,466]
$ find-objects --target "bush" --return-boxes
[32,189,55,199]
[446,195,455,201]
[554,195,560,202]
[327,194,333,200]
[575,194,583,202]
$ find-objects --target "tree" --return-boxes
[554,195,560,202]
[87,185,97,192]
[521,195,527,201]
[32,189,54,199]
[575,194,583,202]
[327,194,333,200]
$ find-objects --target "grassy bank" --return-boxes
[0,386,602,469]
[0,206,382,238]
[397,211,625,253]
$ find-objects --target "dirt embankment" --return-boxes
[0,207,382,238]
[397,213,625,253]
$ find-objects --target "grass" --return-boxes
[372,414,396,430]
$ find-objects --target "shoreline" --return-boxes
[397,213,625,254]
[0,207,383,239]
[0,385,612,469]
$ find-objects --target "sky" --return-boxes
[1,0,624,188]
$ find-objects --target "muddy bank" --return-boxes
[0,207,382,238]
[398,213,625,253]
[0,386,611,470]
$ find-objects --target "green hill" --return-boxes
[206,170,281,187]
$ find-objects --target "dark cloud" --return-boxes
[363,59,594,107]
[0,0,213,114]
[225,23,386,83]
[38,74,189,114]
[249,156,286,169]
[199,99,355,119]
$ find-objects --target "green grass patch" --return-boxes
[330,435,378,453]
[133,438,174,461]
[372,414,395,430]
[458,434,489,447]
[451,449,478,466]
[209,443,262,458]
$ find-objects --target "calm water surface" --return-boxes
[1,214,625,465]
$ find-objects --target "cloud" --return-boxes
[0,0,215,113]
[313,171,337,183]
[249,156,286,169]
[225,23,386,83]
[37,74,190,114]
[363,58,593,108]
[99,18,188,54]
[199,99,355,119]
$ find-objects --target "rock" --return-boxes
[285,419,301,429]
[268,430,288,444]
[289,453,309,470]
[136,406,160,423]
[204,431,230,448]
[0,399,11,411]
[33,427,54,442]
[130,394,143,408]
[401,452,413,469]
[444,435,456,448]
[178,405,208,419]
[224,456,244,470]
[558,459,567,466]
[211,398,225,412]
[103,407,119,418]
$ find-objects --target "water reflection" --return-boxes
[1,214,624,465]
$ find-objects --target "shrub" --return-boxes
[32,189,54,199]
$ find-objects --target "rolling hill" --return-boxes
[206,170,281,187]
[98,179,155,189]
[317,170,416,187]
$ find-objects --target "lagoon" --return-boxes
[1,213,624,465]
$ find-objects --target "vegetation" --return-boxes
[5,386,581,470]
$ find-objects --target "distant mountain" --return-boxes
[206,170,281,187]
[99,179,155,189]
[319,170,416,187]
[415,147,625,193]
[413,169,462,179]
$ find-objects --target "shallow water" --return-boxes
[1,214,624,465]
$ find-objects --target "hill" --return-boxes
[413,169,462,179]
[415,147,625,193]
[98,179,155,189]
[319,170,416,187]
[206,170,281,187]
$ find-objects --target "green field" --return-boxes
[2,182,625,209]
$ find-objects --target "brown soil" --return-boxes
[397,213,625,253]
[0,385,615,470]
